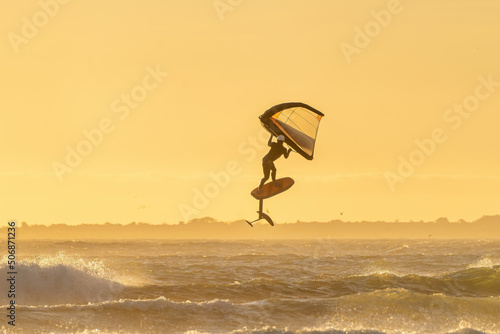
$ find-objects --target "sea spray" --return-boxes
[0,252,124,306]
[5,239,500,333]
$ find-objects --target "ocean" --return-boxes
[1,239,499,333]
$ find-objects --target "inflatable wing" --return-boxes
[260,102,324,160]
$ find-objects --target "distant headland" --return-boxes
[6,215,500,240]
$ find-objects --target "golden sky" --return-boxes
[1,0,499,225]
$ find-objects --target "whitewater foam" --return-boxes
[467,255,500,269]
[7,239,500,334]
[0,253,124,306]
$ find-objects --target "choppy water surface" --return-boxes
[1,239,499,333]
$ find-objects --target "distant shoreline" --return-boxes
[7,215,500,240]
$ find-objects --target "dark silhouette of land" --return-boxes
[7,215,500,240]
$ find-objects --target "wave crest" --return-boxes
[0,253,124,306]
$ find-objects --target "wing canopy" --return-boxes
[260,102,324,160]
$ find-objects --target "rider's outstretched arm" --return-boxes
[267,133,273,147]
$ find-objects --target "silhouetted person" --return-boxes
[258,134,292,193]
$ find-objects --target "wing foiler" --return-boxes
[259,102,324,160]
[246,102,324,227]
